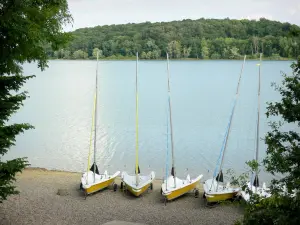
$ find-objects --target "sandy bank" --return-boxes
[0,168,243,225]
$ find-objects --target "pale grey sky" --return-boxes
[65,0,300,31]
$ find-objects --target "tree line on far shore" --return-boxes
[47,18,300,60]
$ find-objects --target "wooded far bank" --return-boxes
[46,18,300,60]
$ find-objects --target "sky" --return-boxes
[65,0,300,31]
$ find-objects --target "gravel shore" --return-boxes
[0,168,243,225]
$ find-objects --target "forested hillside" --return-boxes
[49,18,300,60]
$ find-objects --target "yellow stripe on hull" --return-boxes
[164,181,198,201]
[205,191,239,203]
[84,177,116,195]
[125,183,151,197]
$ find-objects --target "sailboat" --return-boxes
[203,55,247,204]
[161,53,203,201]
[80,51,120,197]
[241,53,271,201]
[121,52,155,197]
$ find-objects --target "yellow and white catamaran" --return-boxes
[161,53,203,202]
[80,51,120,197]
[241,54,271,201]
[203,56,247,204]
[121,52,155,197]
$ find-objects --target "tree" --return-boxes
[238,57,300,224]
[200,38,210,59]
[151,49,161,59]
[182,47,192,58]
[54,49,65,59]
[0,1,72,202]
[83,51,88,59]
[167,41,181,58]
[92,48,103,59]
[140,51,147,59]
[52,18,300,60]
[252,36,260,54]
[146,51,152,59]
[73,50,87,59]
[210,53,221,59]
[229,47,241,59]
[63,50,71,59]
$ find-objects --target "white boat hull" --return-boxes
[203,178,240,202]
[121,171,155,196]
[161,174,203,200]
[81,170,120,194]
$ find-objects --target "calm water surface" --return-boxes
[6,60,294,182]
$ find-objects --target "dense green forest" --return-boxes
[49,18,300,60]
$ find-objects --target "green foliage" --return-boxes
[50,18,300,60]
[229,47,241,59]
[200,38,210,59]
[73,49,88,59]
[211,53,221,59]
[237,57,300,224]
[0,0,72,202]
[92,48,103,59]
[167,40,182,58]
[264,58,300,195]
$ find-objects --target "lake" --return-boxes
[6,59,294,182]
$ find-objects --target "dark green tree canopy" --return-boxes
[264,57,300,195]
[0,0,72,203]
[49,18,300,60]
[1,0,72,75]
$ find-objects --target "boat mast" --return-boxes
[135,52,139,186]
[214,55,246,191]
[93,51,99,183]
[165,103,170,190]
[253,53,262,189]
[166,53,176,187]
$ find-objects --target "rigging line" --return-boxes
[86,91,97,185]
[165,97,169,191]
[167,53,176,187]
[252,53,262,190]
[135,52,139,186]
[213,99,235,177]
[211,55,246,191]
[93,50,99,183]
[255,53,262,164]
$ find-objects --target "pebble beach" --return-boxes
[0,168,243,225]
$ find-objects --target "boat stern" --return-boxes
[162,177,200,201]
[126,183,151,197]
[82,176,117,195]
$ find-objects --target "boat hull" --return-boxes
[164,180,198,201]
[205,191,239,202]
[84,176,117,195]
[203,178,240,203]
[121,171,155,197]
[125,182,151,197]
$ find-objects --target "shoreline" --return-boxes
[0,167,243,224]
[25,166,171,183]
[49,58,295,61]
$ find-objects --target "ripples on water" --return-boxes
[6,60,294,183]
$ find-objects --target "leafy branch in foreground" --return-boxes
[236,57,300,224]
[0,0,72,203]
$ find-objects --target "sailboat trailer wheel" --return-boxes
[113,183,118,192]
[194,189,199,198]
